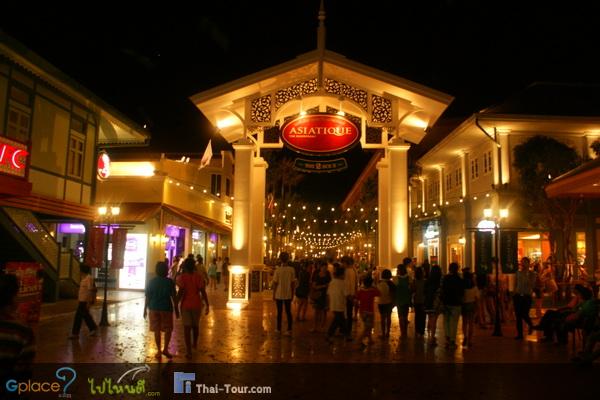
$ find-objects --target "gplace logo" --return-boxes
[173,372,196,394]
[5,367,77,397]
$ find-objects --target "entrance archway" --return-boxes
[191,21,452,308]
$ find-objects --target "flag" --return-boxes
[85,227,106,269]
[199,140,213,169]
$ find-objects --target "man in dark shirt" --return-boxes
[441,262,464,348]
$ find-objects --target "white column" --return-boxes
[498,134,510,185]
[438,167,444,205]
[377,158,390,269]
[249,157,267,267]
[229,139,254,309]
[388,138,411,268]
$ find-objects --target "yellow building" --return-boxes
[94,152,233,290]
[0,35,148,300]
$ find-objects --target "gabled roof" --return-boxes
[481,82,600,118]
[0,33,150,147]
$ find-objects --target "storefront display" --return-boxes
[118,233,148,290]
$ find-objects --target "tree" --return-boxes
[513,135,582,278]
[591,139,600,157]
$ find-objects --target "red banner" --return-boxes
[85,227,106,268]
[4,262,42,324]
[281,113,360,155]
[110,228,128,269]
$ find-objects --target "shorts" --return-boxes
[181,309,202,327]
[361,311,375,330]
[378,303,393,315]
[462,302,476,316]
[149,310,173,332]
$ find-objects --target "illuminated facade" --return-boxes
[0,34,148,300]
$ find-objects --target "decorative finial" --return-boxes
[317,0,326,53]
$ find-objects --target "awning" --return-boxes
[108,202,161,224]
[545,157,600,198]
[163,204,231,235]
[0,194,94,220]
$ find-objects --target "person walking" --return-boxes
[176,258,209,359]
[394,258,413,339]
[144,261,179,360]
[295,261,311,322]
[272,252,297,336]
[425,265,443,346]
[326,264,348,343]
[355,276,380,347]
[222,257,230,292]
[310,260,331,333]
[207,258,218,290]
[69,264,98,339]
[376,269,394,339]
[513,257,537,340]
[461,268,479,348]
[216,257,223,285]
[341,256,358,338]
[441,262,464,348]
[413,267,426,338]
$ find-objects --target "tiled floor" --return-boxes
[34,287,578,364]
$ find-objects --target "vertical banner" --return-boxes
[4,262,43,324]
[500,231,518,274]
[110,228,128,269]
[475,231,493,275]
[85,227,106,268]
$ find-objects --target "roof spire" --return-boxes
[317,0,326,52]
[317,0,326,89]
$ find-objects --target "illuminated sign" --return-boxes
[293,157,347,173]
[280,113,360,155]
[0,136,29,178]
[97,152,111,180]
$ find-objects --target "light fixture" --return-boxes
[484,208,493,218]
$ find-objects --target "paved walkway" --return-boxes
[33,286,580,364]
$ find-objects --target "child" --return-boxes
[376,269,394,339]
[356,276,381,346]
[326,264,348,343]
[144,261,179,360]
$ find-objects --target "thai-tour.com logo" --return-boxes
[174,372,272,395]
[5,367,77,397]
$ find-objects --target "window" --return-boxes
[455,169,462,187]
[470,158,479,180]
[67,134,84,178]
[211,174,221,196]
[483,151,493,174]
[5,86,32,142]
[445,173,452,191]
[225,178,231,197]
[428,179,439,204]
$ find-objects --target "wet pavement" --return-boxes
[34,286,578,364]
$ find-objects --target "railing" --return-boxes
[2,207,59,271]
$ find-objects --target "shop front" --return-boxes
[412,219,441,266]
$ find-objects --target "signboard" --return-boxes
[97,152,111,180]
[280,113,360,155]
[293,157,347,173]
[475,231,493,275]
[5,262,42,324]
[118,233,148,290]
[500,231,518,274]
[0,136,29,178]
[85,227,106,268]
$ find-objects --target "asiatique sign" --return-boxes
[280,113,360,155]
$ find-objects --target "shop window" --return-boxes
[225,178,231,197]
[470,158,479,180]
[211,174,222,196]
[576,232,586,266]
[67,134,85,178]
[5,85,32,142]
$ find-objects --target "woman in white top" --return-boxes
[69,264,98,338]
[461,268,479,348]
[376,269,394,339]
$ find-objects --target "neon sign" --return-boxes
[0,137,28,178]
[280,113,360,155]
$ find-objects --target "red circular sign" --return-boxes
[280,113,360,155]
[97,152,111,180]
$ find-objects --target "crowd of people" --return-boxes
[269,253,600,358]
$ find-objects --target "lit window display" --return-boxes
[118,233,148,290]
[517,232,551,263]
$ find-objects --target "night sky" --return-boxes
[1,1,599,203]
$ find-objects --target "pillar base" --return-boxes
[226,300,249,310]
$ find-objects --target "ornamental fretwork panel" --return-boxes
[371,94,393,123]
[324,78,368,111]
[231,274,247,299]
[274,79,319,110]
[250,95,272,123]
